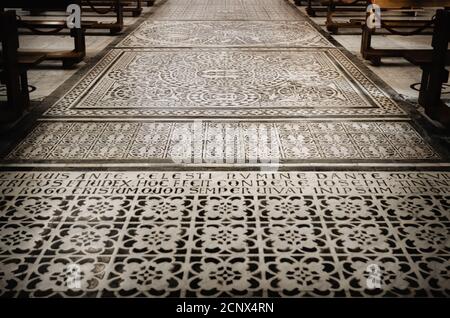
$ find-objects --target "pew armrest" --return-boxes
[0,51,46,69]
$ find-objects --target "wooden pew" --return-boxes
[308,0,331,16]
[82,0,154,33]
[324,0,367,33]
[294,0,362,19]
[294,1,328,17]
[17,20,87,68]
[404,9,450,126]
[81,0,125,34]
[322,0,422,34]
[122,1,154,18]
[1,0,88,67]
[361,0,450,65]
[82,0,142,19]
[20,1,129,35]
[1,11,46,121]
[124,0,143,17]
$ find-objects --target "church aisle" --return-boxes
[0,0,449,297]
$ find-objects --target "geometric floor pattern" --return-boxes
[1,0,449,297]
[151,0,304,21]
[43,49,406,118]
[117,21,334,48]
[0,171,449,297]
[5,121,440,162]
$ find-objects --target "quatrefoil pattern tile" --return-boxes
[1,0,449,299]
[0,171,449,297]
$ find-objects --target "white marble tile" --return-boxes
[5,120,440,162]
[43,48,406,118]
[1,0,449,298]
[119,20,332,47]
[0,170,449,297]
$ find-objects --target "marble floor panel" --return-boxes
[3,120,441,163]
[118,21,333,48]
[152,0,302,21]
[0,171,449,297]
[43,49,406,118]
[1,0,449,298]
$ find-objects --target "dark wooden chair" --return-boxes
[81,0,126,34]
[130,0,143,16]
[324,0,368,33]
[321,0,423,34]
[0,11,46,121]
[404,9,450,127]
[1,0,88,67]
[13,0,129,35]
[18,20,87,68]
[82,0,140,20]
[307,0,328,16]
[295,0,360,19]
[360,0,450,65]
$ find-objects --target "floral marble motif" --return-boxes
[5,121,440,162]
[0,171,449,297]
[42,49,406,118]
[1,0,449,299]
[119,21,333,48]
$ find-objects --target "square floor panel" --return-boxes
[118,21,333,48]
[44,49,406,118]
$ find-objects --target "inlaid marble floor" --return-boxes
[0,0,449,297]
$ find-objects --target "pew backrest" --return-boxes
[0,11,19,67]
[0,0,81,10]
[369,0,450,8]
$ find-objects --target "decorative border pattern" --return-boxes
[118,20,334,48]
[4,120,440,162]
[42,49,406,118]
